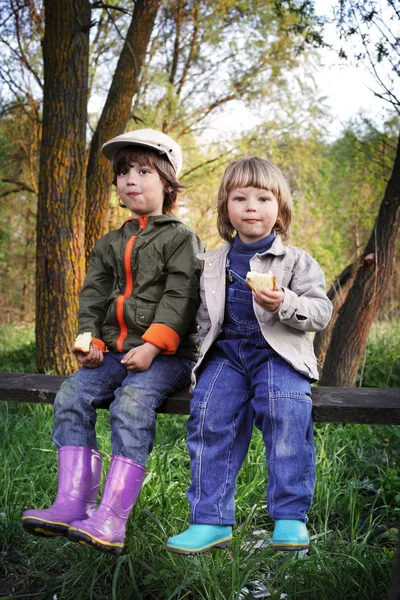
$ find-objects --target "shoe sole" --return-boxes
[167,538,232,555]
[272,543,309,551]
[68,527,123,556]
[21,517,69,538]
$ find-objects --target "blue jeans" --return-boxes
[53,352,193,465]
[186,329,315,525]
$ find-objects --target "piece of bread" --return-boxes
[246,271,277,292]
[73,332,92,353]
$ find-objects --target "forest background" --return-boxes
[0,2,399,598]
[0,0,399,385]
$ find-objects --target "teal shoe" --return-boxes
[272,519,309,551]
[167,524,233,555]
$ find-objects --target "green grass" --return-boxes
[356,320,400,388]
[0,322,399,599]
[0,406,399,599]
[0,323,36,373]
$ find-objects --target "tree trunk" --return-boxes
[85,0,159,264]
[313,262,357,375]
[36,0,90,374]
[320,130,400,386]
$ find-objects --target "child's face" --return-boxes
[116,162,165,218]
[227,186,279,243]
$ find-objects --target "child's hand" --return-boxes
[253,286,284,312]
[121,342,161,372]
[73,345,104,368]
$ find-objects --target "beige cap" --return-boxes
[101,128,182,175]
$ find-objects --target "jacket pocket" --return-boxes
[132,297,157,329]
[136,303,156,327]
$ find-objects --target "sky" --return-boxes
[202,58,386,144]
[203,1,393,143]
[312,51,384,130]
[312,0,390,135]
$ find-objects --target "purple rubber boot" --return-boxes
[68,455,145,555]
[21,446,102,538]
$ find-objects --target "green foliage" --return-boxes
[0,124,7,171]
[134,0,323,134]
[0,226,10,266]
[0,106,38,323]
[316,117,396,278]
[0,126,11,266]
[258,114,397,285]
[0,324,36,373]
[0,404,398,599]
[357,320,400,388]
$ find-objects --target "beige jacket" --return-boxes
[192,235,332,385]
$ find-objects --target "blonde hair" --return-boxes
[217,156,293,243]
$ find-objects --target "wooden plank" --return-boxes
[311,386,400,425]
[0,373,65,404]
[0,372,399,424]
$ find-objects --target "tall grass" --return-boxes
[0,324,35,373]
[0,323,399,599]
[1,406,398,599]
[356,320,400,387]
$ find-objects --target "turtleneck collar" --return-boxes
[232,233,275,254]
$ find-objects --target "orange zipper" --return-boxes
[116,217,147,352]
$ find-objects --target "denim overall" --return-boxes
[186,251,315,525]
[52,353,194,465]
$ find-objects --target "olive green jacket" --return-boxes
[78,215,204,361]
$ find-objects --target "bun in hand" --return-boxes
[73,332,92,353]
[246,272,277,292]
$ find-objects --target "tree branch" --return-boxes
[169,0,184,86]
[0,179,36,194]
[9,0,43,89]
[175,93,236,136]
[0,64,32,100]
[176,0,200,97]
[104,4,138,69]
[0,188,23,198]
[182,148,236,178]
[90,1,132,16]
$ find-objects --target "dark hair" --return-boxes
[112,146,184,213]
[217,156,294,243]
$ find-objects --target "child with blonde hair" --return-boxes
[167,156,332,554]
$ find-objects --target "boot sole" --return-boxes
[68,527,123,556]
[167,537,232,555]
[272,543,309,551]
[21,517,69,538]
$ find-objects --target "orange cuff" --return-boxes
[142,324,180,354]
[92,337,106,352]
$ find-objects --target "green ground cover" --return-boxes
[0,323,399,599]
[0,324,36,374]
